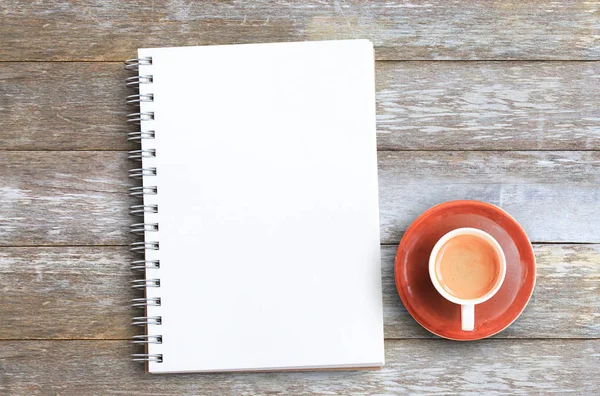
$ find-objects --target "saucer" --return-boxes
[394,200,536,340]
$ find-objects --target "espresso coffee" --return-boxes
[434,234,501,300]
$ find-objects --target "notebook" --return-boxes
[126,39,384,373]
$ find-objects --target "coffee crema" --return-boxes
[434,234,501,300]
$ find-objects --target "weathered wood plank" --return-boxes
[0,340,598,394]
[0,247,134,340]
[376,61,600,150]
[379,151,600,244]
[1,1,599,61]
[1,245,598,340]
[0,63,133,151]
[1,151,599,245]
[2,62,599,151]
[0,152,133,246]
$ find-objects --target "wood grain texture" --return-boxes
[378,150,600,244]
[0,152,133,246]
[2,62,599,151]
[376,61,600,150]
[0,247,134,340]
[0,63,133,151]
[2,151,599,246]
[1,1,599,61]
[1,245,598,340]
[1,1,598,391]
[1,340,599,394]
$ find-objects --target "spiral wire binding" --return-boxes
[132,354,163,362]
[129,186,157,197]
[126,57,162,364]
[130,241,159,252]
[125,56,152,71]
[130,223,159,234]
[127,112,155,123]
[128,149,156,161]
[126,75,153,87]
[129,204,158,216]
[132,335,163,344]
[127,94,154,105]
[131,259,160,271]
[131,279,161,289]
[129,167,157,179]
[128,131,155,142]
[132,316,162,326]
[132,297,162,307]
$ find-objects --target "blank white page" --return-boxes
[137,40,383,373]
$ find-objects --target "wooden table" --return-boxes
[1,1,599,394]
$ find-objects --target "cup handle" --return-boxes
[461,304,475,331]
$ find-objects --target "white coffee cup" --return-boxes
[429,227,507,331]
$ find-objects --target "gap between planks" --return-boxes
[2,149,600,152]
[1,60,599,63]
[1,242,595,248]
[0,337,598,341]
[2,149,600,153]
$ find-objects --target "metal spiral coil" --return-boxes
[125,57,152,71]
[132,297,162,308]
[131,279,161,289]
[128,167,157,178]
[130,223,159,234]
[130,204,158,216]
[126,58,162,364]
[131,335,162,344]
[126,75,153,87]
[132,354,163,363]
[127,93,154,106]
[127,112,155,123]
[128,149,156,161]
[131,259,160,271]
[132,316,162,326]
[130,241,159,253]
[128,131,155,142]
[129,186,157,197]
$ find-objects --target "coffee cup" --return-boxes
[429,227,506,331]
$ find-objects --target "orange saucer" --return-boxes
[394,200,536,340]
